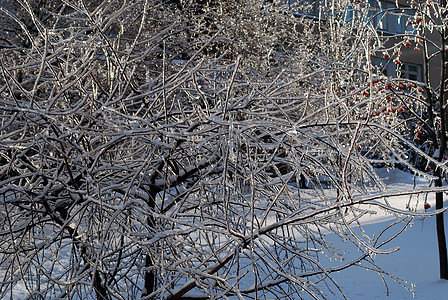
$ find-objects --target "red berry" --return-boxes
[424,203,430,210]
[425,167,431,172]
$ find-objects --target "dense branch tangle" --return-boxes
[1,0,448,299]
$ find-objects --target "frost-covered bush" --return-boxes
[1,0,447,299]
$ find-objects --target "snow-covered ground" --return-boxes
[4,169,448,299]
[328,168,448,299]
[332,217,448,299]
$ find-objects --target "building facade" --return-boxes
[274,0,441,87]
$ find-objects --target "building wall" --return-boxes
[280,0,442,88]
[371,0,442,88]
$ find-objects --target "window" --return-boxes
[372,57,422,82]
[278,0,322,17]
[372,57,395,78]
[401,63,422,81]
[368,0,413,34]
[302,0,320,16]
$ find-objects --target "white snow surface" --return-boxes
[5,168,448,299]
[328,168,448,299]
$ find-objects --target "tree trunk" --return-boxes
[436,0,448,279]
[93,270,109,300]
[143,255,156,297]
[142,190,158,297]
[435,173,448,279]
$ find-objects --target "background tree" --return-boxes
[1,0,447,298]
[366,0,448,279]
